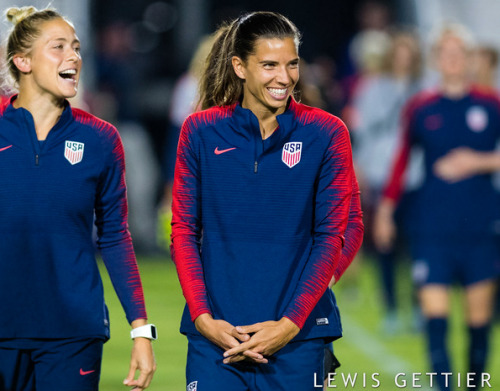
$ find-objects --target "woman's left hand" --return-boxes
[222,317,300,364]
[123,338,156,390]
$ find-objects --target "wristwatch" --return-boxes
[130,324,157,340]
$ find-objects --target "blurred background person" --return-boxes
[352,29,424,333]
[92,22,161,255]
[157,33,216,250]
[294,58,328,109]
[469,44,500,324]
[374,23,500,390]
[341,28,392,132]
[297,55,345,116]
[470,45,499,91]
[338,0,392,108]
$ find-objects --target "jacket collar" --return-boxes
[4,95,73,129]
[231,97,298,139]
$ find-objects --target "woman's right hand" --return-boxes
[194,313,268,364]
[373,199,397,253]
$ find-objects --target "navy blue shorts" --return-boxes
[0,337,104,391]
[411,238,500,287]
[186,334,325,391]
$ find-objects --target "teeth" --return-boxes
[268,88,287,95]
[60,69,76,75]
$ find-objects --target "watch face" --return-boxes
[151,326,157,339]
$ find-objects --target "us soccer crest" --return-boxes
[64,140,84,165]
[187,381,198,391]
[466,106,488,132]
[282,142,302,168]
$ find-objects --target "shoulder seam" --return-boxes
[293,103,345,132]
[72,108,117,133]
[187,105,234,127]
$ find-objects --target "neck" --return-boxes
[242,99,286,140]
[441,76,469,99]
[14,90,65,140]
[259,116,279,139]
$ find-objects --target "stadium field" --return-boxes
[98,255,500,390]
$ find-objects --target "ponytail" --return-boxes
[198,11,301,110]
[198,21,240,110]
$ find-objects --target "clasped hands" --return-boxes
[194,313,300,365]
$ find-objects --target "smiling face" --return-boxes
[232,37,299,116]
[14,18,81,101]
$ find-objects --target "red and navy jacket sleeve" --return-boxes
[382,94,421,202]
[334,170,364,282]
[90,116,147,323]
[170,115,210,321]
[283,116,354,329]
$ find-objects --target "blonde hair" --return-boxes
[350,30,392,74]
[6,6,37,25]
[4,6,66,83]
[430,22,476,54]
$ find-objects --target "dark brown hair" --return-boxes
[198,11,301,110]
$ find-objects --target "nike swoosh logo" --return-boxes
[0,145,12,152]
[80,369,95,376]
[214,147,237,155]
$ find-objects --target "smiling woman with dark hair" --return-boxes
[171,11,361,391]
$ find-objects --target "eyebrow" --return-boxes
[258,57,299,64]
[49,37,81,45]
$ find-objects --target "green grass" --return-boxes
[98,254,500,390]
[331,256,500,390]
[99,257,187,390]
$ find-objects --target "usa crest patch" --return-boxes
[64,140,84,165]
[466,106,488,133]
[282,142,302,168]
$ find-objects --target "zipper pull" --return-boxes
[35,154,39,166]
[254,161,258,173]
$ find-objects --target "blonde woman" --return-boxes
[0,7,155,390]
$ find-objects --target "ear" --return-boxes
[13,54,32,74]
[232,56,246,80]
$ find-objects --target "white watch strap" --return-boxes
[130,324,157,340]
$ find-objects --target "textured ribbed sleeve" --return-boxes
[170,117,211,321]
[282,119,353,329]
[382,97,417,202]
[91,118,147,324]
[334,171,363,281]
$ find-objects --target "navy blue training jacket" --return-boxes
[171,99,355,342]
[0,96,146,339]
[385,86,500,241]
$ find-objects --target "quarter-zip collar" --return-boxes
[2,95,74,151]
[230,97,299,174]
[230,97,298,142]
